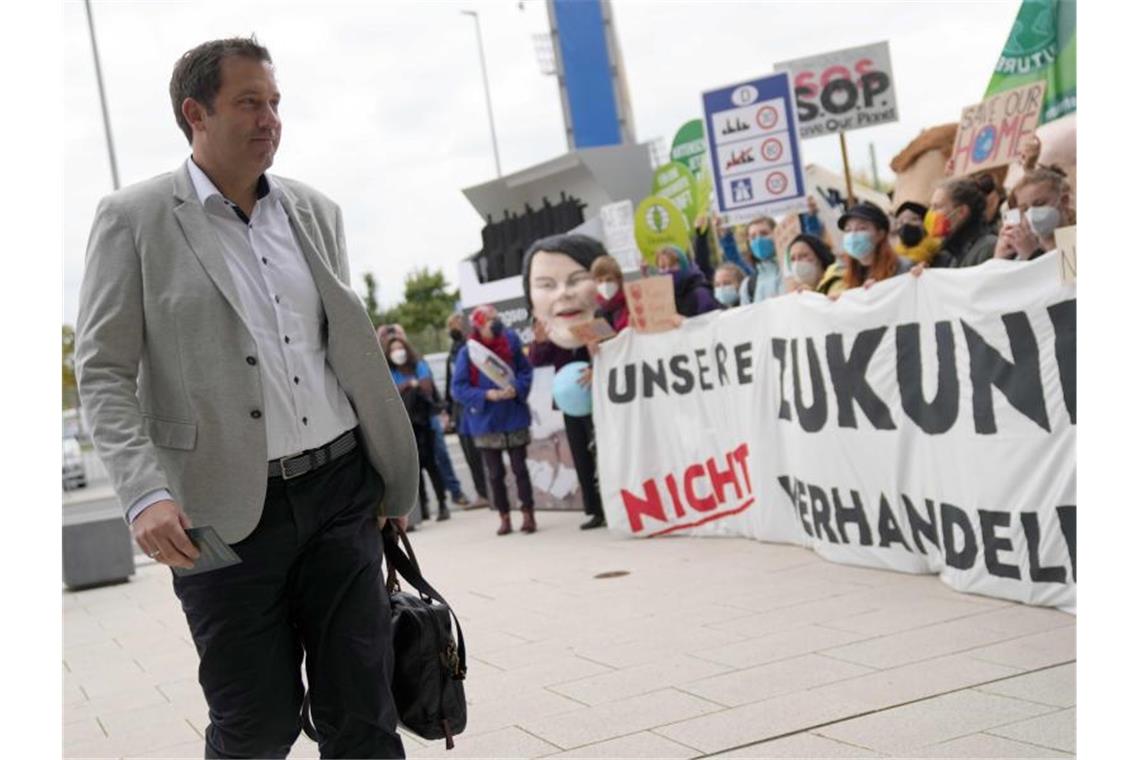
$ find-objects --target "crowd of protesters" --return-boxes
[378,145,1074,536]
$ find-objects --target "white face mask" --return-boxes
[792,259,821,286]
[1026,206,1062,239]
[389,349,407,365]
[597,281,619,301]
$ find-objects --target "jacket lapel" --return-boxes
[276,188,343,309]
[171,164,253,335]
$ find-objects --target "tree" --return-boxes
[392,268,459,336]
[63,324,78,409]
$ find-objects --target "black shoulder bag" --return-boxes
[301,522,468,749]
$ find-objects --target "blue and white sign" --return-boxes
[702,72,806,224]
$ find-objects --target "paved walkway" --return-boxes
[64,507,1075,759]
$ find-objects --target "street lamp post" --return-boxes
[84,0,121,190]
[461,10,502,178]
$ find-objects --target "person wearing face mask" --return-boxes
[740,216,785,305]
[654,245,720,317]
[444,313,490,510]
[451,304,536,535]
[713,263,746,308]
[996,167,1075,261]
[385,335,450,524]
[837,202,912,293]
[893,201,942,265]
[590,254,630,332]
[928,177,998,269]
[785,234,839,296]
[973,171,1007,235]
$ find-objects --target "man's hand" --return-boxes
[909,262,926,277]
[132,500,200,570]
[577,365,594,388]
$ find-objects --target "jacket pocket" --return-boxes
[143,414,197,451]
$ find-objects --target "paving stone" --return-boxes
[97,702,201,750]
[816,690,1054,753]
[545,730,699,758]
[521,688,722,750]
[65,682,169,724]
[655,686,873,754]
[812,652,1023,711]
[707,731,884,757]
[976,663,1075,708]
[681,653,875,707]
[820,618,1039,670]
[64,717,106,747]
[905,730,1073,757]
[405,726,560,758]
[697,624,874,669]
[708,595,884,639]
[463,687,587,737]
[986,707,1076,753]
[550,655,732,706]
[124,738,205,759]
[969,627,1076,671]
[821,596,1004,637]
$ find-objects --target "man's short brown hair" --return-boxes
[169,36,272,144]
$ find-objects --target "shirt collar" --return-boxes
[185,157,276,207]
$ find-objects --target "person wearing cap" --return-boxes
[836,201,912,295]
[893,201,942,265]
[928,177,998,269]
[450,304,537,536]
[654,244,720,317]
[785,234,841,296]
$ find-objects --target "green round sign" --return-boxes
[634,195,691,264]
[651,161,699,226]
[670,119,707,179]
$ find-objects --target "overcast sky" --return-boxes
[63,0,1019,325]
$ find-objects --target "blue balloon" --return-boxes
[553,361,593,417]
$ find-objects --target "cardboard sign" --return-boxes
[1055,225,1076,283]
[702,72,807,225]
[569,318,617,344]
[465,339,516,389]
[624,276,677,333]
[774,41,898,139]
[951,81,1046,176]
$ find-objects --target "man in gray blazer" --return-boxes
[76,37,417,759]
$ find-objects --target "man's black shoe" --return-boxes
[580,514,606,530]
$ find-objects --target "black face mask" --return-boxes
[449,329,463,342]
[898,223,925,247]
[490,319,504,336]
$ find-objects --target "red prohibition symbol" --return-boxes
[761,137,783,162]
[766,171,788,195]
[756,105,778,130]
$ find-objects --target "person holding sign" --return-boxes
[928,178,998,269]
[591,254,630,333]
[654,245,720,317]
[713,263,747,307]
[836,202,912,295]
[996,167,1074,261]
[523,234,610,530]
[450,305,536,536]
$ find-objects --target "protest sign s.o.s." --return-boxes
[774,41,898,139]
[951,81,1046,176]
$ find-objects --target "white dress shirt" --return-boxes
[128,158,358,523]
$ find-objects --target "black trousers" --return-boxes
[563,413,603,517]
[414,424,446,518]
[172,442,404,759]
[480,445,533,514]
[454,406,487,500]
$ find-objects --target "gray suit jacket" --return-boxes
[76,162,418,543]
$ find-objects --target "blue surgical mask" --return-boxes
[714,285,739,306]
[749,236,776,260]
[842,231,875,263]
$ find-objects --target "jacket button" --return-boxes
[251,410,262,419]
[246,356,257,366]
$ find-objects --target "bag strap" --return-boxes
[382,522,467,680]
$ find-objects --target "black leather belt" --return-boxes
[268,428,357,481]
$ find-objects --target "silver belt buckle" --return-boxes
[279,452,309,481]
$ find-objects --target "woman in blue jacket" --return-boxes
[451,304,536,535]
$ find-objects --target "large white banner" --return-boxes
[593,254,1076,610]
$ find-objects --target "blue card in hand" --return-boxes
[172,526,243,577]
